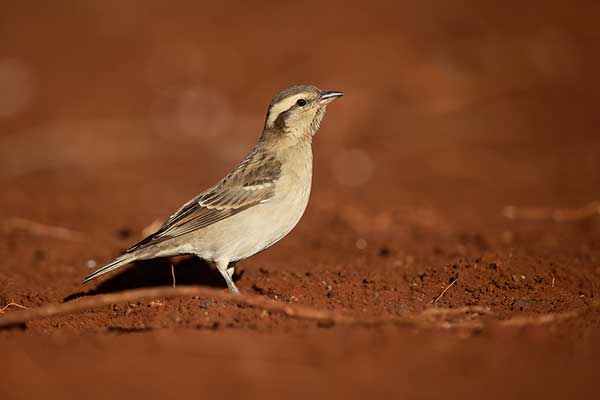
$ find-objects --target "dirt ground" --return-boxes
[2,1,600,399]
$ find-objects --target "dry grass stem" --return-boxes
[171,264,176,288]
[2,217,86,242]
[0,301,29,314]
[431,279,458,304]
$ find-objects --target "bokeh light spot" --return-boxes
[0,58,34,117]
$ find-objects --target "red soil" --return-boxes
[1,1,600,399]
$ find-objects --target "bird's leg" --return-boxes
[226,261,238,279]
[216,260,240,294]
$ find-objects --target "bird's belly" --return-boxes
[183,184,311,262]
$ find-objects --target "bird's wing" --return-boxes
[127,149,282,253]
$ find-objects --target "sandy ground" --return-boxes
[1,1,600,399]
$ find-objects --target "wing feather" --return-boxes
[127,149,282,252]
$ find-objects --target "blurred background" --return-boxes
[2,0,600,229]
[2,1,600,399]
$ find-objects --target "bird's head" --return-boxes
[262,85,343,142]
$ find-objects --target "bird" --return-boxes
[83,84,343,293]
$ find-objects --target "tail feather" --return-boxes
[82,254,136,283]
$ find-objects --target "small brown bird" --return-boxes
[84,85,343,292]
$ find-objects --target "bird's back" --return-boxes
[139,141,313,263]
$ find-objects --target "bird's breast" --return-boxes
[187,147,313,262]
[269,150,313,233]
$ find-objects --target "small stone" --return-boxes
[355,238,367,250]
[198,300,211,309]
[511,298,537,309]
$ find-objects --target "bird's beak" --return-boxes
[319,90,344,106]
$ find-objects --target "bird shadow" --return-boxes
[64,256,243,302]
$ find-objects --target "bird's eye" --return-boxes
[296,98,307,107]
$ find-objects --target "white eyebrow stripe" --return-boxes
[266,94,307,127]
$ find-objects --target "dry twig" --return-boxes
[500,309,581,327]
[2,217,86,242]
[0,286,597,331]
[421,305,492,317]
[503,201,600,222]
[0,287,354,329]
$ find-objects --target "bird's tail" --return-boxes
[82,253,137,284]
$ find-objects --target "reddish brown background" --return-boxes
[2,1,600,399]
